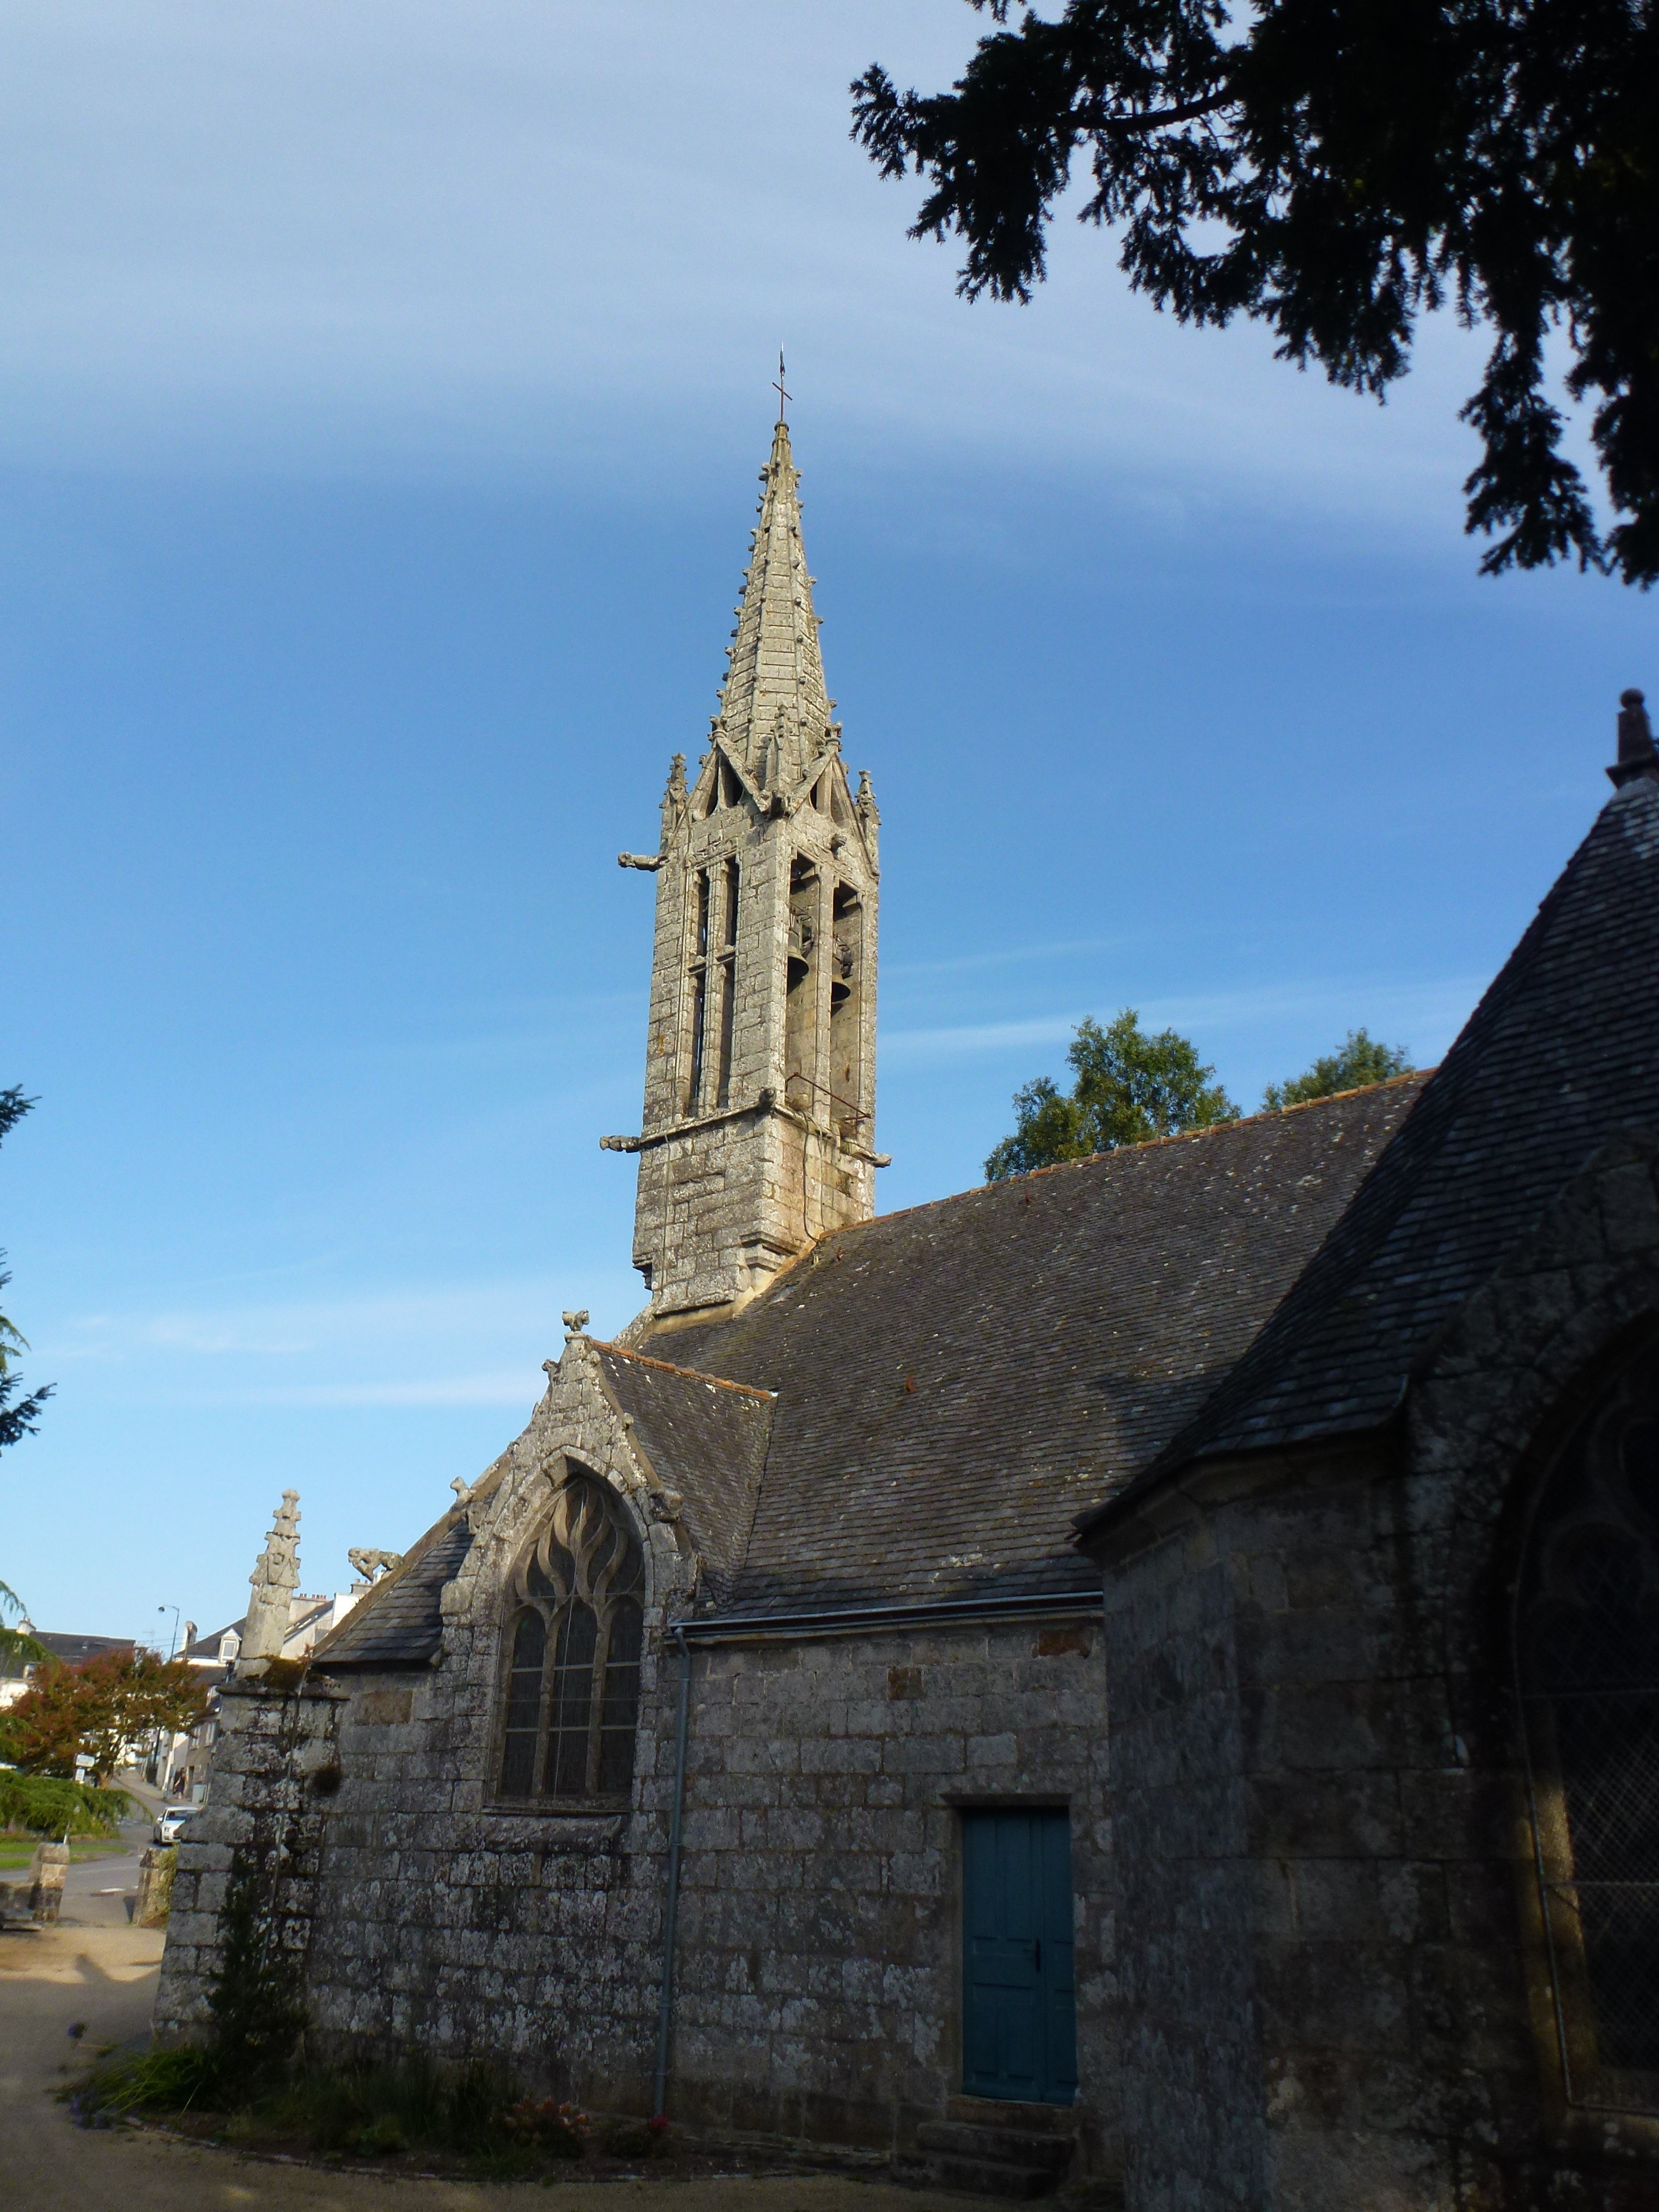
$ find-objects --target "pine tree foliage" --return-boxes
[853,0,1659,584]
[0,1088,51,1455]
[986,1009,1238,1179]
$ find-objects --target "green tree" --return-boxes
[986,1009,1237,1179]
[0,1090,50,1672]
[0,1089,51,1456]
[853,1,1659,584]
[0,1647,208,1785]
[1262,1028,1412,1111]
[0,1581,46,1674]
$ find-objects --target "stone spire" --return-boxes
[241,1489,300,1664]
[608,406,884,1325]
[715,415,832,793]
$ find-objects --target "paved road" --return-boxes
[0,1896,966,2210]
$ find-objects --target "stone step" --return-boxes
[946,2094,1078,2135]
[917,2120,1075,2172]
[925,2151,1061,2201]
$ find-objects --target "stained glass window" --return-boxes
[1519,1342,1659,2103]
[495,1471,645,1804]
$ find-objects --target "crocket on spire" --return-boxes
[715,411,831,794]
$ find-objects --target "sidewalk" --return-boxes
[0,1909,968,2210]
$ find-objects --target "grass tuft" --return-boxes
[73,2045,222,2123]
[76,2046,565,2173]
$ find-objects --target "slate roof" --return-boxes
[287,768,1659,1646]
[0,1632,132,1682]
[311,1514,474,1671]
[593,1346,774,1602]
[648,1076,1426,1612]
[1082,774,1659,1531]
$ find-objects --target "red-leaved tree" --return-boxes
[0,1649,208,1783]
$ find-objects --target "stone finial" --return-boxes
[1608,688,1659,788]
[242,1490,301,1662]
[562,1309,590,1335]
[856,768,881,867]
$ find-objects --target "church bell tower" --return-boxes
[606,409,882,1324]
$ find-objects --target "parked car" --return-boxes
[154,1804,195,1845]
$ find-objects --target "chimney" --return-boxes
[1607,688,1659,788]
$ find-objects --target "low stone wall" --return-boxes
[0,1840,68,1924]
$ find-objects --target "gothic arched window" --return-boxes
[496,1471,645,1806]
[1518,1338,1659,2108]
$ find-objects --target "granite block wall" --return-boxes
[152,1320,1114,2163]
[156,1673,345,2040]
[156,1607,1114,2170]
[1094,1131,1659,2211]
[666,1617,1114,2165]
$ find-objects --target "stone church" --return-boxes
[159,413,1659,2211]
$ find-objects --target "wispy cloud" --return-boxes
[41,1283,560,1363]
[883,937,1142,983]
[881,974,1488,1067]
[185,1372,543,1410]
[882,1016,1079,1065]
[33,1270,645,1395]
[0,0,1482,526]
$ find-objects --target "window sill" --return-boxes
[467,1803,629,1852]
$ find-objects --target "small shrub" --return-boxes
[76,2044,221,2123]
[444,2058,520,2149]
[501,2095,590,2158]
[73,2044,559,2174]
[262,2056,521,2160]
[599,2113,670,2159]
[0,1770,129,1836]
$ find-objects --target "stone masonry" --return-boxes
[1087,1130,1659,2210]
[157,1325,696,2090]
[158,1325,1116,2176]
[155,406,1659,2212]
[611,415,883,1325]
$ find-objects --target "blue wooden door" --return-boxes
[961,1809,1077,2104]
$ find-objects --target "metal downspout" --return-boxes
[652,1623,693,2120]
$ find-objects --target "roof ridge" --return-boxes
[823,1068,1437,1244]
[592,1339,777,1400]
[1089,776,1659,1506]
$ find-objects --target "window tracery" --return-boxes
[497,1471,645,1805]
[1518,1339,1659,2107]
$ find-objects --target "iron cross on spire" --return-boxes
[773,350,791,421]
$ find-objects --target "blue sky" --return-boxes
[4,1,1653,1644]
